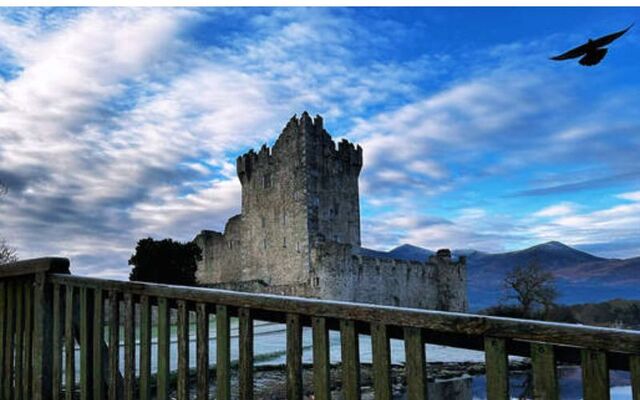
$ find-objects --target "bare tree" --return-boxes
[0,181,17,265]
[504,262,558,318]
[0,239,17,265]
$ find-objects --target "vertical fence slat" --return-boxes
[581,349,610,400]
[312,317,330,400]
[22,281,33,400]
[371,323,391,400]
[15,281,24,400]
[177,300,189,400]
[65,285,75,400]
[32,272,54,400]
[404,327,426,400]
[52,284,62,400]
[239,308,254,400]
[630,355,640,400]
[108,291,119,400]
[286,313,303,400]
[531,343,558,400]
[138,295,151,400]
[340,319,361,400]
[196,303,209,400]
[123,293,135,400]
[217,304,231,400]
[79,287,90,400]
[0,281,5,383]
[157,297,170,400]
[485,336,509,400]
[92,288,104,400]
[3,281,15,400]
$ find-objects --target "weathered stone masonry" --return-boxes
[194,112,467,311]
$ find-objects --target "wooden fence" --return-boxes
[1,257,639,399]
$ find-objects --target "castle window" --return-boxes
[296,242,301,252]
[263,238,267,250]
[283,237,287,248]
[334,235,340,242]
[227,241,233,249]
[263,173,272,189]
[261,216,266,229]
[282,212,287,226]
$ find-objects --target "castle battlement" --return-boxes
[195,113,467,312]
[236,112,362,185]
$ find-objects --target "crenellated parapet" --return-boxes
[236,112,362,185]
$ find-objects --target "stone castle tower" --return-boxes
[194,112,467,311]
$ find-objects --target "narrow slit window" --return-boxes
[263,173,272,189]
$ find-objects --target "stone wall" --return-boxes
[310,242,467,311]
[193,214,243,284]
[202,241,468,312]
[303,115,362,247]
[236,116,312,285]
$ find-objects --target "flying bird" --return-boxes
[550,24,633,66]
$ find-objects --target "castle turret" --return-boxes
[233,112,362,285]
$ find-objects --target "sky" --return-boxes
[0,7,639,278]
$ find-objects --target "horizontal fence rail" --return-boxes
[1,257,639,400]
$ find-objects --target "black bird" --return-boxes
[550,24,633,66]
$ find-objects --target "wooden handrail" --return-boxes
[49,273,640,355]
[0,257,69,279]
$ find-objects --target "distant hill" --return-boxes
[363,241,640,310]
[389,244,434,261]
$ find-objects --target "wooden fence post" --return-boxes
[32,258,70,400]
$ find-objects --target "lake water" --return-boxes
[68,319,633,399]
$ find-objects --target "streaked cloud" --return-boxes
[1,8,639,278]
[534,202,577,218]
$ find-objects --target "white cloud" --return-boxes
[362,207,525,254]
[527,194,640,257]
[617,191,640,202]
[534,202,577,218]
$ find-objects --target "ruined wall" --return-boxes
[430,249,468,312]
[310,242,467,311]
[193,214,243,284]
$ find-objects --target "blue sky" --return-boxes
[0,7,639,277]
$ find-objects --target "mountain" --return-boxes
[363,241,640,310]
[360,244,434,260]
[388,244,434,261]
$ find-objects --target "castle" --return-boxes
[194,112,467,311]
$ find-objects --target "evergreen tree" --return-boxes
[129,237,201,285]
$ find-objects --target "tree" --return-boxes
[0,239,18,265]
[504,261,558,318]
[0,181,17,265]
[129,237,202,285]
